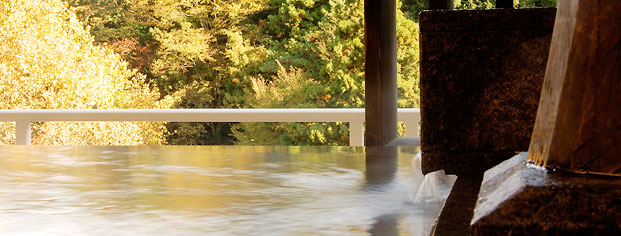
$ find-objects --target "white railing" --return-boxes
[0,108,420,146]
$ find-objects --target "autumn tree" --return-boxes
[63,0,429,145]
[68,0,423,145]
[0,0,170,145]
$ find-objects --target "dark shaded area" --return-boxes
[419,8,555,32]
[429,0,454,10]
[422,152,515,175]
[496,0,514,8]
[433,173,483,236]
[418,8,556,174]
[472,153,621,235]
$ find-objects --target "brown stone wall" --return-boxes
[419,8,556,174]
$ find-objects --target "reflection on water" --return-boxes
[0,146,452,236]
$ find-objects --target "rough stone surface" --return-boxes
[527,0,621,176]
[419,8,556,174]
[471,153,621,235]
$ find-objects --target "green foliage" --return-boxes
[517,0,556,7]
[401,0,428,21]
[231,0,421,145]
[456,0,556,9]
[311,0,366,108]
[112,0,268,145]
[233,61,348,145]
[250,61,323,108]
[67,0,156,75]
[456,0,495,9]
[62,0,423,145]
[266,0,328,40]
[396,3,421,108]
[68,0,139,41]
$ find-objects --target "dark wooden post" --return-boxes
[528,0,621,176]
[496,0,514,8]
[365,0,398,146]
[429,0,454,10]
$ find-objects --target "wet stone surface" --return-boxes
[472,153,621,235]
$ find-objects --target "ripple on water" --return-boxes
[0,146,453,236]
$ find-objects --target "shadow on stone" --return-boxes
[433,173,483,236]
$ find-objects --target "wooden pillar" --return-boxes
[528,0,621,176]
[496,0,514,8]
[365,0,398,146]
[429,0,454,10]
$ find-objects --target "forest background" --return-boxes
[0,0,556,145]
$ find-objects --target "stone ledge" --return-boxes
[471,153,621,235]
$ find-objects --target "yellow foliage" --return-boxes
[0,0,172,145]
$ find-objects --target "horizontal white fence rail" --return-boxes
[0,108,420,146]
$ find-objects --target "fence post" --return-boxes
[16,120,31,145]
[405,116,420,138]
[349,121,364,146]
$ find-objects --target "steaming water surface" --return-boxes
[0,146,453,236]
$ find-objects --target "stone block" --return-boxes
[471,153,621,235]
[419,8,556,174]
